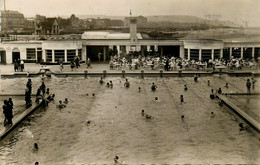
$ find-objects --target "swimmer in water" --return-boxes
[181,115,184,120]
[194,74,198,82]
[218,88,222,94]
[211,112,215,118]
[184,85,188,91]
[146,114,152,120]
[151,83,157,91]
[141,109,145,116]
[180,95,184,103]
[110,81,113,88]
[34,143,39,149]
[114,155,119,163]
[57,100,66,109]
[124,79,130,88]
[106,83,110,87]
[225,82,229,88]
[63,98,69,104]
[155,97,158,100]
[239,123,246,131]
[218,99,223,107]
[92,93,95,96]
[99,77,104,84]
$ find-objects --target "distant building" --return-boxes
[35,18,61,35]
[125,15,147,26]
[1,10,25,31]
[24,17,37,29]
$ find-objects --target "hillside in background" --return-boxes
[75,14,238,27]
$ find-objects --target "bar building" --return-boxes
[0,16,260,64]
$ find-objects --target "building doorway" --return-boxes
[12,48,20,63]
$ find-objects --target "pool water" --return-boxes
[0,76,259,164]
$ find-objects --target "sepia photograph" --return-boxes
[0,0,259,164]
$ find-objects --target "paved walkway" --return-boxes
[0,63,259,74]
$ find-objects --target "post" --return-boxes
[220,49,223,59]
[141,70,144,79]
[52,49,55,62]
[199,49,202,61]
[160,47,163,56]
[159,69,163,78]
[241,47,243,59]
[229,47,232,59]
[179,45,184,59]
[252,47,255,58]
[103,70,107,78]
[84,69,88,78]
[122,70,125,78]
[188,49,190,60]
[211,49,214,60]
[103,46,107,61]
[65,49,67,62]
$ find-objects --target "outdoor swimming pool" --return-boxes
[0,76,259,164]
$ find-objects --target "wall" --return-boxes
[0,41,42,63]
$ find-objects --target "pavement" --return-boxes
[0,63,259,74]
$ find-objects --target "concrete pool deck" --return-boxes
[1,63,259,78]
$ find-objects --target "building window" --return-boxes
[223,48,229,59]
[184,49,188,59]
[78,49,82,60]
[67,49,76,62]
[54,50,65,62]
[46,50,52,62]
[26,48,36,60]
[254,48,260,61]
[232,47,241,58]
[190,49,199,60]
[243,48,252,59]
[202,49,211,61]
[214,49,221,59]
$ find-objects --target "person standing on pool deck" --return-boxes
[26,78,32,95]
[20,60,24,72]
[40,82,46,95]
[246,79,251,94]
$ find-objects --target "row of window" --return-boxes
[45,49,82,62]
[184,49,221,60]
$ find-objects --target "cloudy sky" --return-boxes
[1,0,260,27]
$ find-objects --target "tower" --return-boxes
[129,17,138,42]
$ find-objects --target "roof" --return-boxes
[1,10,23,15]
[82,31,143,40]
[37,18,60,30]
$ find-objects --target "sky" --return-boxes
[1,0,260,27]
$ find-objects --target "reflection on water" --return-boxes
[0,76,259,164]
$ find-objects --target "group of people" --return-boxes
[246,78,256,94]
[13,59,25,72]
[108,53,258,72]
[2,98,13,126]
[69,56,81,71]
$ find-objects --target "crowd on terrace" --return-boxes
[108,54,258,71]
